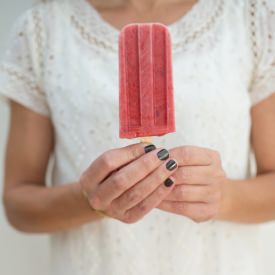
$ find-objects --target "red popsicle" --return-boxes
[119,23,175,139]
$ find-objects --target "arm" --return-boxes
[2,102,178,233]
[218,93,275,223]
[2,102,102,234]
[157,93,275,224]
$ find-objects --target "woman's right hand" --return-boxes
[79,143,178,224]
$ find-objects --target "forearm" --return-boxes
[3,182,103,234]
[218,172,275,223]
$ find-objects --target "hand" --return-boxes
[157,146,226,223]
[79,143,178,224]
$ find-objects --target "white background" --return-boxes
[0,1,49,275]
[0,1,274,275]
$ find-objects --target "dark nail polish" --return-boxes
[144,144,156,153]
[157,149,169,160]
[164,178,174,187]
[166,160,177,171]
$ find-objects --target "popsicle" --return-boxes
[119,23,175,139]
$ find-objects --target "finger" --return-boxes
[91,148,170,210]
[164,184,216,203]
[157,201,216,222]
[173,166,213,185]
[114,158,178,212]
[124,176,176,223]
[169,146,214,166]
[81,142,155,190]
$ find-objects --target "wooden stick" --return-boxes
[140,137,153,144]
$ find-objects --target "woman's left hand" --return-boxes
[157,146,226,223]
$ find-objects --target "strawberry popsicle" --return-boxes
[119,23,175,139]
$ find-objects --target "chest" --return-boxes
[42,5,253,148]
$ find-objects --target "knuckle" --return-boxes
[192,213,205,223]
[101,151,116,171]
[124,143,143,159]
[194,215,207,223]
[112,172,128,190]
[192,216,202,223]
[200,208,215,222]
[123,212,138,224]
[130,146,142,159]
[206,207,218,220]
[177,203,186,213]
[183,204,214,223]
[138,203,148,213]
[203,214,213,222]
[126,191,140,204]
[109,202,125,218]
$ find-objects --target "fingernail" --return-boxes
[157,149,169,160]
[144,144,156,153]
[166,159,177,171]
[164,178,174,187]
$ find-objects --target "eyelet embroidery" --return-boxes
[69,0,225,53]
[249,0,259,65]
[70,15,116,52]
[248,0,275,105]
[32,9,45,73]
[173,0,224,50]
[249,1,275,67]
[0,2,267,274]
[0,64,44,96]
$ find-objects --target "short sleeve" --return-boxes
[249,0,275,106]
[0,7,50,116]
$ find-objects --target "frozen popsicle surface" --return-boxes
[119,23,175,139]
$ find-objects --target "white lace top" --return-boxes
[1,0,275,274]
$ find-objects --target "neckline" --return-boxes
[69,0,224,53]
[81,0,202,34]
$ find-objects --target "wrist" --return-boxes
[76,180,109,219]
[216,179,234,220]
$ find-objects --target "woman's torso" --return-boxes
[23,0,263,274]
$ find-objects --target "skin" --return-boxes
[158,94,275,224]
[80,145,178,224]
[2,0,275,233]
[3,102,178,232]
[92,0,197,29]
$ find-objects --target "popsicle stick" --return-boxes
[140,137,153,144]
